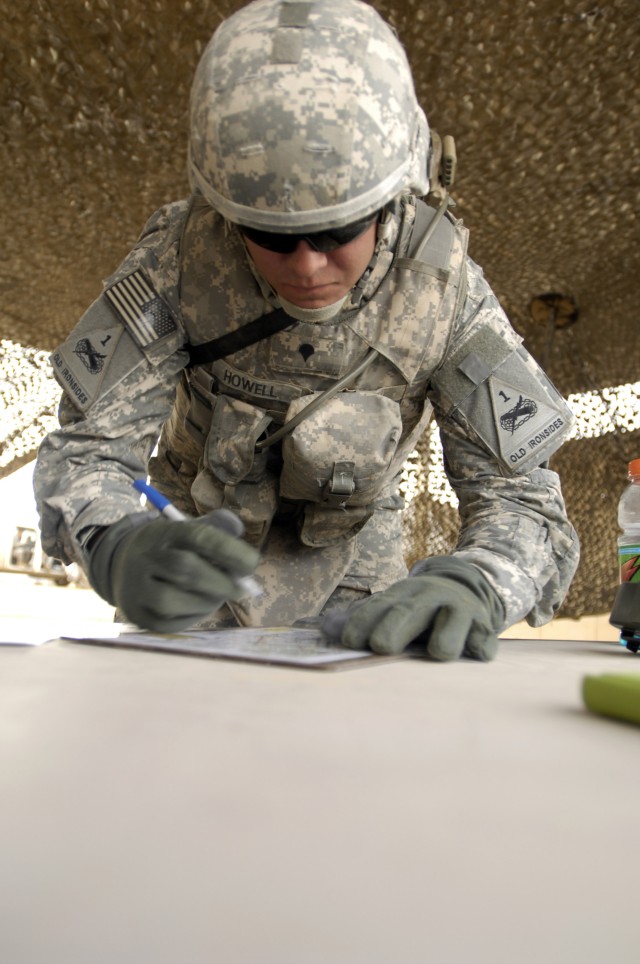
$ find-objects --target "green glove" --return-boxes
[87,509,260,632]
[322,557,505,661]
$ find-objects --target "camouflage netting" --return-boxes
[0,340,60,475]
[1,0,639,617]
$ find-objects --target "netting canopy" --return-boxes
[0,340,60,474]
[2,0,639,617]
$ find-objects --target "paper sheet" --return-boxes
[61,625,406,669]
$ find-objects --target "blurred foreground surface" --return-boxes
[1,602,638,963]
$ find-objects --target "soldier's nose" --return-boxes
[287,240,329,273]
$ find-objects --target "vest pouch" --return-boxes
[204,394,273,485]
[298,503,374,548]
[149,375,203,515]
[190,470,279,547]
[280,391,403,506]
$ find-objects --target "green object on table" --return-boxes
[582,674,640,726]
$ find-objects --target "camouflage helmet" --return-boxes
[189,0,429,232]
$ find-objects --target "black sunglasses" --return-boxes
[241,213,378,254]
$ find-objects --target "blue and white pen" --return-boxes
[132,479,262,599]
[133,479,188,521]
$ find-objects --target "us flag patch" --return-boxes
[105,271,177,347]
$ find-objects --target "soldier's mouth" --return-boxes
[281,283,341,304]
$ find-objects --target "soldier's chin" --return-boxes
[277,293,349,324]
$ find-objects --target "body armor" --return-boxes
[150,195,467,550]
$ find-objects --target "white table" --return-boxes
[1,635,638,964]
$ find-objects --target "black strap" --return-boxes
[186,307,296,368]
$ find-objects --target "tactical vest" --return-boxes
[150,195,468,548]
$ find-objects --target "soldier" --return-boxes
[34,0,579,661]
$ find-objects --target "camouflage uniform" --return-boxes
[34,190,579,629]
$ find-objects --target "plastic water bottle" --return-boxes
[618,459,640,579]
[610,458,640,652]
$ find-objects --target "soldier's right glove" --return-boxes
[86,509,260,632]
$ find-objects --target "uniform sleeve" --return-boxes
[429,258,580,628]
[33,203,190,565]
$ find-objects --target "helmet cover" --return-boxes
[189,0,429,231]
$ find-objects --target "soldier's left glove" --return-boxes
[321,556,505,661]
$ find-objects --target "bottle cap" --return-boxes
[629,458,640,478]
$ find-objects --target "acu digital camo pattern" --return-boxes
[189,0,430,231]
[152,195,467,555]
[34,189,579,629]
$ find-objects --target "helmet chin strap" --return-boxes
[276,292,350,323]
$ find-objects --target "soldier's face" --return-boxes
[243,222,377,308]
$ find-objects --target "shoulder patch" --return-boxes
[51,325,124,412]
[488,376,569,470]
[105,270,178,349]
[431,329,575,474]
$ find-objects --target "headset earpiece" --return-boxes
[426,130,457,203]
